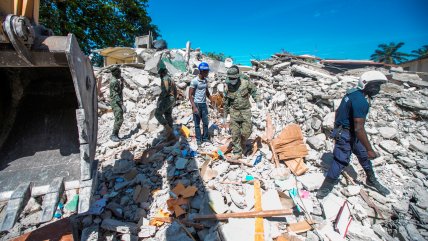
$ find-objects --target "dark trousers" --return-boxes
[327,129,372,180]
[193,103,209,142]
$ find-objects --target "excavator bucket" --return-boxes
[0,6,98,230]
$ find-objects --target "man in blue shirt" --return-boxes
[317,71,390,199]
[189,62,211,145]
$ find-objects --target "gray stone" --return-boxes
[138,225,156,238]
[321,194,345,221]
[378,127,398,139]
[410,140,428,154]
[272,62,291,72]
[219,218,274,241]
[212,163,230,177]
[80,225,99,241]
[204,230,221,241]
[306,133,326,150]
[372,224,395,241]
[397,156,417,168]
[228,188,245,209]
[322,112,335,131]
[379,140,399,154]
[341,185,360,197]
[298,172,325,191]
[23,197,42,214]
[311,117,322,130]
[132,74,150,88]
[207,190,228,214]
[405,223,425,241]
[165,221,194,241]
[101,218,138,234]
[347,221,381,241]
[121,233,138,241]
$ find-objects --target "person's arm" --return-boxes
[353,118,377,159]
[189,85,198,114]
[248,78,262,109]
[205,86,211,100]
[248,80,260,103]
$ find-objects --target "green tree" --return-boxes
[370,42,410,64]
[39,0,159,66]
[206,52,229,61]
[411,45,428,59]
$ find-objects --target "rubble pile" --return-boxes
[82,49,428,241]
[3,46,427,240]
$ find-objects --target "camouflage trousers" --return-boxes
[111,101,123,134]
[155,96,175,127]
[230,108,252,155]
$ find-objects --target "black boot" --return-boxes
[110,131,120,142]
[316,177,338,199]
[365,168,390,196]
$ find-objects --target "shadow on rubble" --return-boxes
[136,125,217,240]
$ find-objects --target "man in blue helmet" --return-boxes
[189,62,211,145]
[317,71,390,199]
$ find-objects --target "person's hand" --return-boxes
[192,106,199,115]
[367,150,379,160]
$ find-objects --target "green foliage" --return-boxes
[370,42,410,64]
[206,52,229,62]
[411,45,428,59]
[39,0,159,66]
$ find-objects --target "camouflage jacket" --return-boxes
[159,75,177,100]
[224,75,260,115]
[110,76,123,104]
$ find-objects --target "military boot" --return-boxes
[110,131,120,142]
[365,168,390,196]
[316,177,338,199]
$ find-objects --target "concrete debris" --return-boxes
[6,46,427,241]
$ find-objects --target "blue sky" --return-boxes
[148,0,428,65]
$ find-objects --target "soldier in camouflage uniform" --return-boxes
[110,66,124,142]
[223,65,263,159]
[154,62,177,138]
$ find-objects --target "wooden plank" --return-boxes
[254,180,264,241]
[192,209,293,221]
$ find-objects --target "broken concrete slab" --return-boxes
[321,194,345,221]
[378,127,398,139]
[298,172,325,191]
[101,218,138,234]
[306,133,326,150]
[207,190,228,214]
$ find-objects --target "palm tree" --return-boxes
[370,42,410,64]
[411,45,428,59]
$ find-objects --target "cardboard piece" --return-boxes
[284,158,308,176]
[287,220,314,234]
[149,209,170,226]
[272,124,308,160]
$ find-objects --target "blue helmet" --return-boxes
[198,62,210,71]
